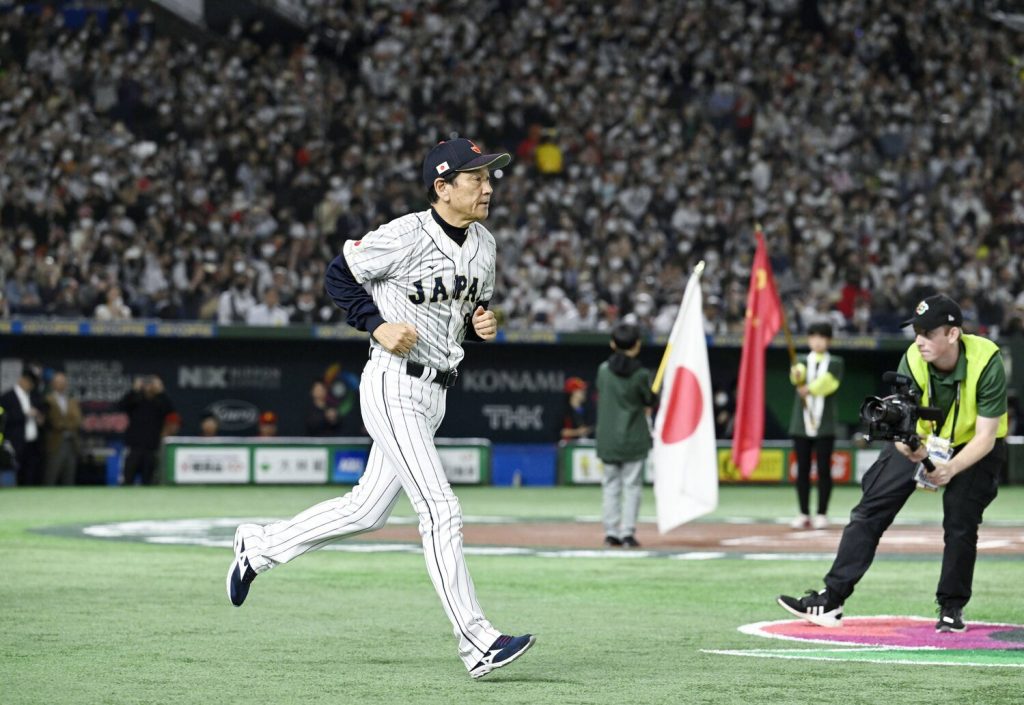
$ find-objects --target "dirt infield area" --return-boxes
[363,521,1024,556]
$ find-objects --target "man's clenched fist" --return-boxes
[373,322,418,356]
[472,306,497,341]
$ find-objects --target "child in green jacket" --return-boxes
[596,322,655,547]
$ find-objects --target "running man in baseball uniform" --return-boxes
[226,138,535,679]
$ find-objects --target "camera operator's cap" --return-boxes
[422,138,511,188]
[901,294,963,330]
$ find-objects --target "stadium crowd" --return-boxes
[1,0,1023,338]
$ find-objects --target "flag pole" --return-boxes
[755,223,814,429]
[755,224,797,365]
[652,260,704,395]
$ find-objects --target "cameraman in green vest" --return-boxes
[777,294,1006,634]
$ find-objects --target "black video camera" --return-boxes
[859,372,944,470]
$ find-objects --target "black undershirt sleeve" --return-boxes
[324,252,386,334]
[463,300,490,342]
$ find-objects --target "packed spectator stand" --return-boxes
[1,0,1023,339]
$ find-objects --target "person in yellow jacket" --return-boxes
[535,131,563,175]
[777,294,1006,634]
[787,322,843,529]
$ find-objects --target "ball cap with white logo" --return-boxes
[422,138,511,188]
[901,293,963,330]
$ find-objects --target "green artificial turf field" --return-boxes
[2,485,1022,705]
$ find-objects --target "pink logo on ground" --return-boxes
[744,617,1024,650]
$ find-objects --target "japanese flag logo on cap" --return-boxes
[436,161,450,175]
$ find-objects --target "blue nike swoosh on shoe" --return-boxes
[469,634,536,679]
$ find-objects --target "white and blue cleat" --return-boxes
[469,634,536,679]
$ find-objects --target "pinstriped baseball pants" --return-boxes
[242,360,501,669]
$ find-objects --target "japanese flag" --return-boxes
[652,266,718,533]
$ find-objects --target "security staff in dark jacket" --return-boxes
[0,403,13,472]
[117,375,175,485]
[778,295,1006,634]
[0,367,45,485]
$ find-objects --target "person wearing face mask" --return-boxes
[289,289,319,324]
[778,295,1007,635]
[5,262,43,315]
[94,285,132,320]
[246,286,290,326]
[259,242,277,261]
[217,272,255,324]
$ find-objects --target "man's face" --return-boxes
[51,373,67,393]
[914,325,957,363]
[311,382,327,403]
[144,375,162,396]
[436,168,493,223]
[19,374,36,392]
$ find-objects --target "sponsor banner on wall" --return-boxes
[329,445,486,484]
[207,399,260,432]
[254,447,329,484]
[177,365,282,390]
[564,442,796,485]
[570,446,603,484]
[786,449,854,484]
[438,446,484,484]
[717,448,786,483]
[447,364,602,443]
[174,447,250,484]
[563,445,652,485]
[332,447,370,484]
[165,439,487,485]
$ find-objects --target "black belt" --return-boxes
[406,361,459,389]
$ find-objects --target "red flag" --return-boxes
[731,229,783,478]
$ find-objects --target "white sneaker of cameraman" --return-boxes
[789,514,811,530]
[812,514,829,530]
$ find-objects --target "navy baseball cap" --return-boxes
[422,138,511,188]
[901,294,963,330]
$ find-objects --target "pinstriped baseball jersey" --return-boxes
[342,210,496,372]
[227,139,536,679]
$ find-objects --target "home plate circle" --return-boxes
[703,617,1024,669]
[742,616,1024,650]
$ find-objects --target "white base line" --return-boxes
[702,648,1024,669]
